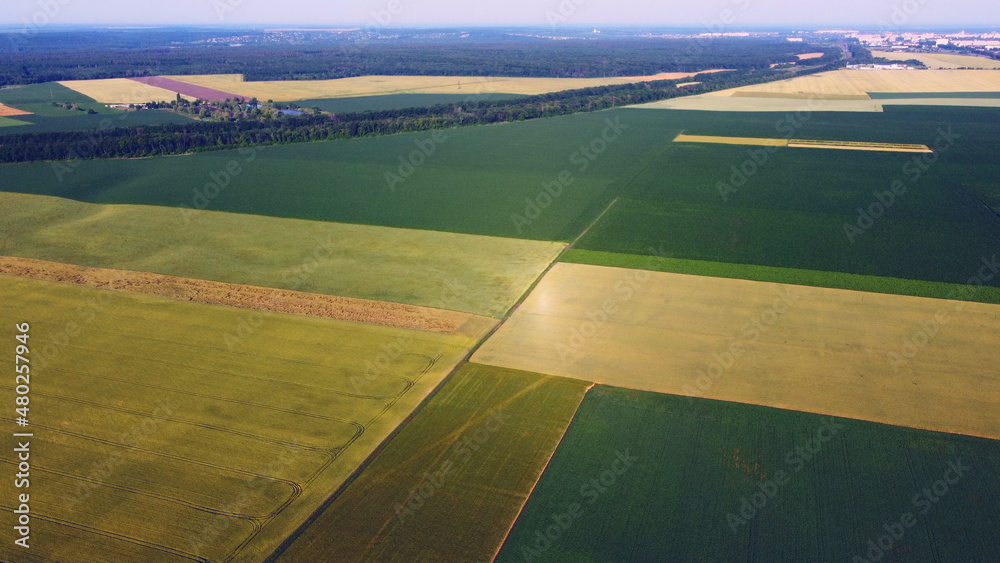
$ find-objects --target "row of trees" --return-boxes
[0,63,841,164]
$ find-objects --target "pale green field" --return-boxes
[0,275,479,562]
[0,116,30,127]
[0,192,565,318]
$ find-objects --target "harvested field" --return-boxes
[673,133,932,152]
[637,96,886,112]
[163,70,732,101]
[497,386,1000,562]
[0,275,479,562]
[58,78,197,104]
[0,192,564,318]
[472,263,1000,440]
[276,364,591,562]
[130,76,245,102]
[787,139,933,152]
[796,52,826,60]
[723,69,1000,96]
[0,256,494,336]
[872,51,1000,69]
[634,70,1000,111]
[674,133,789,147]
[0,103,31,116]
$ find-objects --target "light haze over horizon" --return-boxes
[3,0,998,29]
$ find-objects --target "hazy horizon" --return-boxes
[4,0,999,29]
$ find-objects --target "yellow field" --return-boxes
[0,275,480,562]
[162,71,731,101]
[796,52,826,60]
[58,79,196,104]
[673,133,932,152]
[872,51,1000,69]
[719,69,1000,96]
[472,263,1000,440]
[674,133,789,147]
[634,69,1000,112]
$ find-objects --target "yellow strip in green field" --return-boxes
[673,133,788,147]
[673,133,932,153]
[787,139,933,153]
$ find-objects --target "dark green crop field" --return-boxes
[571,106,1000,288]
[496,386,1000,562]
[1,102,998,290]
[0,108,662,240]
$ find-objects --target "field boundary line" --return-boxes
[499,196,620,320]
[488,381,597,562]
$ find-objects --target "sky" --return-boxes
[3,0,998,29]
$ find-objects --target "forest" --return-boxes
[0,30,838,84]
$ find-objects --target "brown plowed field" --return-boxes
[0,103,31,116]
[130,76,246,101]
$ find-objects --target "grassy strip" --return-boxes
[497,386,1000,562]
[562,249,1000,304]
[274,364,591,563]
[0,192,564,318]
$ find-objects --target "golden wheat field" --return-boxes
[872,51,1000,69]
[635,69,1000,111]
[58,78,197,104]
[472,263,1000,440]
[162,71,732,101]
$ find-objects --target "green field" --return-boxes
[563,249,1000,304]
[571,106,1000,288]
[275,364,590,562]
[290,93,523,113]
[1,103,999,289]
[0,83,115,115]
[0,82,194,132]
[0,108,666,241]
[0,275,479,562]
[496,386,1000,562]
[0,192,563,317]
[0,117,30,128]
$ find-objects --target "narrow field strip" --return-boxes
[0,256,490,335]
[787,138,933,153]
[673,133,788,147]
[273,364,591,563]
[673,133,932,152]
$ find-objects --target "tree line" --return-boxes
[0,64,841,164]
